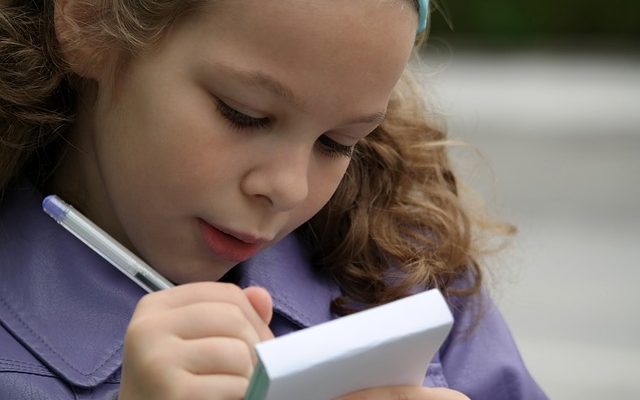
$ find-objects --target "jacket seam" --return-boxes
[0,358,55,376]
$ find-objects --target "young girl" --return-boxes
[0,0,547,399]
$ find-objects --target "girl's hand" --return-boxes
[336,386,470,400]
[118,283,273,400]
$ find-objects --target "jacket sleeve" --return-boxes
[438,292,549,400]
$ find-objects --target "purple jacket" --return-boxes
[0,181,548,399]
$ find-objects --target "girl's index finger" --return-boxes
[133,281,274,341]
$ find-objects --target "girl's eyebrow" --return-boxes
[209,62,387,126]
[211,62,307,109]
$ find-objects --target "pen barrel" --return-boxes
[44,195,173,292]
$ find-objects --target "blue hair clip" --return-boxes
[417,0,429,33]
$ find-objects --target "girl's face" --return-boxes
[62,0,417,283]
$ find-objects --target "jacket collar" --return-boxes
[0,181,338,388]
[0,181,144,388]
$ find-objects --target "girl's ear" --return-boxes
[54,0,113,80]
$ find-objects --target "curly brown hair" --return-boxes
[303,72,495,315]
[0,0,511,315]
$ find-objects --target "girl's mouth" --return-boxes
[198,219,266,263]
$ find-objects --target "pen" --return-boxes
[42,195,174,293]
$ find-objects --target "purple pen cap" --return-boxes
[43,195,69,223]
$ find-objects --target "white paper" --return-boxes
[253,288,453,400]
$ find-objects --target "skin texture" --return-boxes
[53,0,469,398]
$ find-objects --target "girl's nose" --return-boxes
[241,146,311,212]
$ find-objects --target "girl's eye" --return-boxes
[317,135,355,158]
[216,99,271,130]
[216,98,353,158]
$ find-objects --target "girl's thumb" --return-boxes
[244,286,274,326]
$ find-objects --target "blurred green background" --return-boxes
[428,0,640,45]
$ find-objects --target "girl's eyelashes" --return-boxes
[215,97,354,158]
[215,98,271,130]
[317,135,355,158]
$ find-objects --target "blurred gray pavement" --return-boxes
[418,48,640,399]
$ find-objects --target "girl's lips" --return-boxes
[198,219,265,263]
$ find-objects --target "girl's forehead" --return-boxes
[187,0,418,60]
[108,0,419,124]
[181,0,418,103]
[191,0,419,35]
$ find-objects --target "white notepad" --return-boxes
[245,288,454,400]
